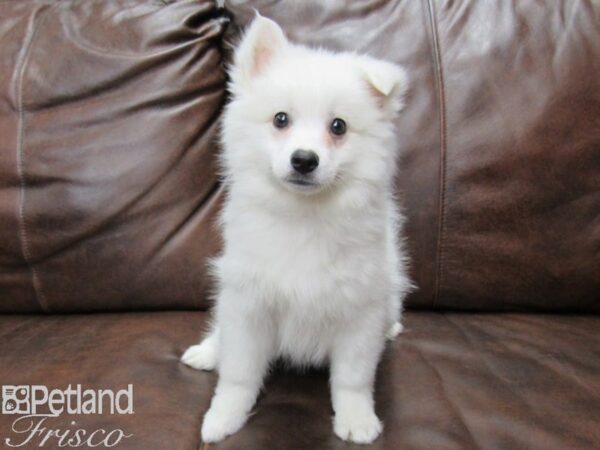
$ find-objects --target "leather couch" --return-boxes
[0,1,598,449]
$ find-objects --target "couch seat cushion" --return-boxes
[0,311,598,449]
[0,311,213,450]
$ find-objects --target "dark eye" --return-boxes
[273,112,289,129]
[330,118,347,136]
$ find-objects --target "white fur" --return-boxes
[182,15,412,445]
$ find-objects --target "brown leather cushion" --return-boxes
[224,1,600,312]
[0,311,598,449]
[0,312,212,449]
[0,0,227,313]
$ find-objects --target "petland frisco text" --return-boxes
[2,384,134,448]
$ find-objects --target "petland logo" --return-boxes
[1,385,134,448]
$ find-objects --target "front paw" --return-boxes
[334,409,383,444]
[201,405,249,443]
[181,342,217,371]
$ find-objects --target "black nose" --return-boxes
[291,149,319,175]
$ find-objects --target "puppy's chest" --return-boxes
[229,217,382,302]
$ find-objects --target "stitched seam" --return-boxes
[426,0,448,309]
[15,6,52,312]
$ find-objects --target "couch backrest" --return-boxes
[1,0,598,314]
[225,0,600,312]
[0,0,228,313]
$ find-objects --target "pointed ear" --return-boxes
[360,58,409,113]
[233,14,288,84]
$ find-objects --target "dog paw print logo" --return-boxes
[2,386,30,415]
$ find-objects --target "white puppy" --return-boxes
[182,15,412,445]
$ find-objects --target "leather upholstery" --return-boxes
[0,312,598,450]
[0,312,212,450]
[225,0,600,312]
[2,0,598,314]
[0,0,227,313]
[0,1,599,449]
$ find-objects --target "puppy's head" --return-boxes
[222,15,408,198]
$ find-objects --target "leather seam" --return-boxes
[15,5,52,312]
[425,0,447,309]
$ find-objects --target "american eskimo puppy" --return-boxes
[181,15,412,444]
